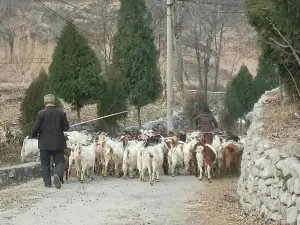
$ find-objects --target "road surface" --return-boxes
[0,175,206,225]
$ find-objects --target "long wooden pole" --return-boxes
[69,111,128,127]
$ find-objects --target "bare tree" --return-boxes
[1,5,36,83]
[172,2,187,92]
[182,1,241,102]
[0,0,11,67]
[95,0,118,68]
[213,24,224,91]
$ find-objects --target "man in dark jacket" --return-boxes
[31,94,69,189]
[194,105,218,133]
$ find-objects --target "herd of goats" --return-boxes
[21,129,245,185]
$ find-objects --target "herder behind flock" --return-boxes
[32,94,70,189]
[32,94,218,189]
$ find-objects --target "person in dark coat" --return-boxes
[194,105,218,133]
[194,105,218,145]
[31,94,70,189]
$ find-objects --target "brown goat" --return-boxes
[50,148,72,183]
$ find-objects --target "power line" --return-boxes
[0,61,52,64]
[58,0,243,15]
[176,0,241,7]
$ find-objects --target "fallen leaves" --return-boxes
[261,102,300,148]
[187,177,280,225]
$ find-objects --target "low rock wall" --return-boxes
[0,162,42,189]
[237,88,300,224]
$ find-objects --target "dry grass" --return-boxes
[187,177,280,225]
[0,142,22,167]
[260,102,300,148]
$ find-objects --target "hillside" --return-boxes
[0,0,258,82]
[0,0,259,127]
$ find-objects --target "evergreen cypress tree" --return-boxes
[254,53,280,98]
[232,65,257,115]
[222,81,243,128]
[49,22,106,121]
[111,0,162,128]
[20,68,62,135]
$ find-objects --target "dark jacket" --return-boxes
[194,112,218,133]
[31,106,70,151]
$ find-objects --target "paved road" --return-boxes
[0,175,206,225]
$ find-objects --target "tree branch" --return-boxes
[267,18,300,67]
[282,59,300,97]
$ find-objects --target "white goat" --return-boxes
[95,133,110,176]
[20,136,39,163]
[74,142,97,182]
[141,142,164,185]
[182,138,198,175]
[186,131,201,143]
[168,142,184,177]
[137,144,146,181]
[68,143,77,177]
[212,135,224,176]
[103,139,124,178]
[122,140,142,179]
[195,145,205,181]
[64,131,91,145]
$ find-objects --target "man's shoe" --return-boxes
[53,174,62,189]
[45,184,52,188]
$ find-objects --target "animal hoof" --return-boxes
[142,179,145,182]
[208,179,212,183]
[80,180,84,183]
[156,179,159,182]
[130,176,134,179]
[172,174,175,177]
[150,182,154,186]
[199,178,203,181]
[123,176,126,180]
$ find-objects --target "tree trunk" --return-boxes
[213,27,224,91]
[203,33,213,105]
[195,48,203,90]
[193,28,203,90]
[239,119,243,136]
[137,107,142,129]
[112,124,116,137]
[162,71,167,101]
[76,107,81,122]
[279,75,283,102]
[183,67,191,87]
[174,36,184,91]
[179,55,184,91]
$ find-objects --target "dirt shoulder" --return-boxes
[187,177,280,225]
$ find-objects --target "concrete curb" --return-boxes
[0,162,42,189]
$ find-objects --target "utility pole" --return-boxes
[166,0,174,131]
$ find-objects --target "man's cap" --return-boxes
[44,94,55,103]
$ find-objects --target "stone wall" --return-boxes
[0,162,42,189]
[237,87,300,224]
